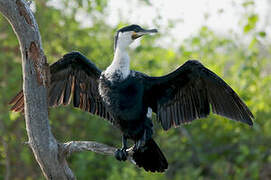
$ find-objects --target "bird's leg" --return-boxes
[121,135,128,151]
[114,135,128,161]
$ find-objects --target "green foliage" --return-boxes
[243,14,258,33]
[1,0,271,179]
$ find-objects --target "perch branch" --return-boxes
[62,141,135,164]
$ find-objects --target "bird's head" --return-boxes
[114,24,158,50]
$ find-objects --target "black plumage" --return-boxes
[143,60,253,130]
[9,25,254,173]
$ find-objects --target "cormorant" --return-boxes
[9,24,254,172]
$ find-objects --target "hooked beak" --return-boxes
[132,28,158,40]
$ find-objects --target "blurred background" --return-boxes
[0,0,271,179]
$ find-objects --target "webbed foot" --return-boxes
[114,148,128,161]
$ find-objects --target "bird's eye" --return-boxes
[134,28,140,32]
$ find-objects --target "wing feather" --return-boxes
[143,60,253,130]
[9,52,114,122]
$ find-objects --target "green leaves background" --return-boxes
[0,0,270,179]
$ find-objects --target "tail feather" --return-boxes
[9,90,24,113]
[132,139,168,172]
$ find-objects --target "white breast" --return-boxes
[104,47,130,81]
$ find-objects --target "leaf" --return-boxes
[242,1,255,7]
[243,14,259,33]
[258,31,266,37]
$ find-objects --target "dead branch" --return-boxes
[62,141,135,164]
[0,1,132,179]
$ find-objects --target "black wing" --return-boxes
[143,60,254,130]
[9,52,113,122]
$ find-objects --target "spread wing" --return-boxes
[9,52,113,122]
[143,60,254,130]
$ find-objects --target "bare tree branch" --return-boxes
[62,141,135,164]
[0,1,135,179]
[63,141,118,156]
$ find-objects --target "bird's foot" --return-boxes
[114,148,128,161]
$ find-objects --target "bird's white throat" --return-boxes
[104,46,130,81]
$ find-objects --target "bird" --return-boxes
[9,24,254,172]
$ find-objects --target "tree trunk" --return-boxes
[0,0,75,179]
[0,1,135,179]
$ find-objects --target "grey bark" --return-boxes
[0,1,134,179]
[63,141,135,164]
[0,0,73,179]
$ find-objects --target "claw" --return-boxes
[115,135,128,161]
[114,148,128,161]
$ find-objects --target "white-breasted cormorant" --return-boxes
[9,24,254,172]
